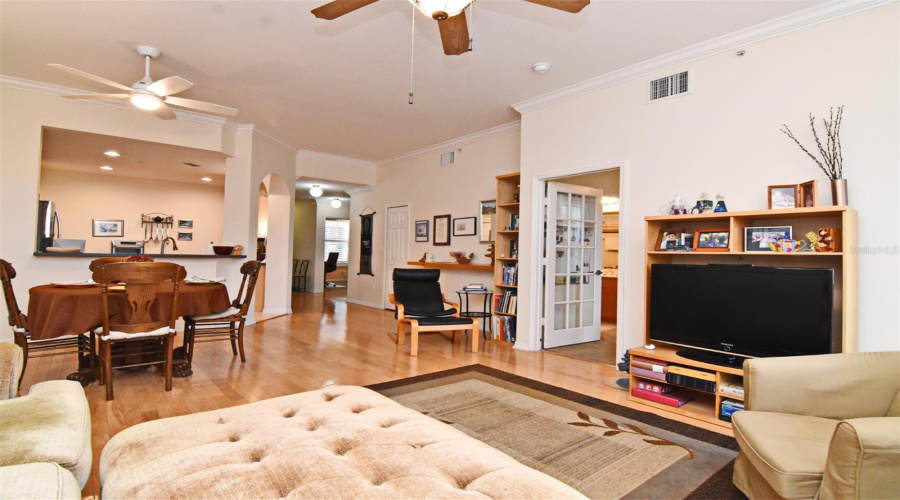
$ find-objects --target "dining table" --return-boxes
[28,281,231,381]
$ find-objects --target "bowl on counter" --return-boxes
[213,245,235,255]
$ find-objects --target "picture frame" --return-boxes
[177,232,193,241]
[415,220,429,242]
[178,219,193,229]
[92,219,124,237]
[798,180,817,208]
[768,184,799,209]
[453,216,477,236]
[433,214,451,246]
[479,200,496,243]
[744,226,792,252]
[693,227,730,252]
[656,228,685,250]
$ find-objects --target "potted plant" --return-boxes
[780,106,847,205]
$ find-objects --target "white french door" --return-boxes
[383,205,409,309]
[543,182,603,348]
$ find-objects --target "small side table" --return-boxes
[456,289,493,339]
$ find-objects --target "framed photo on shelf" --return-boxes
[92,219,124,237]
[693,228,730,252]
[453,217,477,236]
[415,220,429,242]
[799,180,817,207]
[433,215,451,246]
[656,228,685,250]
[744,226,792,252]
[768,184,799,209]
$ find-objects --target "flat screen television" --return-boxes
[649,264,835,367]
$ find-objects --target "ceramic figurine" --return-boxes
[714,194,728,212]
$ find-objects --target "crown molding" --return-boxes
[236,124,298,154]
[376,121,521,166]
[345,186,374,195]
[297,149,376,169]
[512,0,894,114]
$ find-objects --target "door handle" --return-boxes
[594,270,602,275]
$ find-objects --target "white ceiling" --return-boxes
[41,127,228,185]
[1,0,823,162]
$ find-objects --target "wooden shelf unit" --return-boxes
[628,206,858,428]
[493,173,520,344]
[406,261,494,271]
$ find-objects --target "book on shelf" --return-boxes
[630,366,667,382]
[492,315,517,343]
[493,290,517,314]
[631,388,693,407]
[500,262,518,286]
[635,381,674,394]
[631,356,668,373]
[719,380,745,398]
[464,284,486,290]
[509,214,519,230]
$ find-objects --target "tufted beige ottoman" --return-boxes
[101,386,586,499]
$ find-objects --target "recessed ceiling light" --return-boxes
[201,177,212,182]
[99,166,114,171]
[104,151,120,157]
[532,62,550,74]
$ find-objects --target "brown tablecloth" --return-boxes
[27,282,231,340]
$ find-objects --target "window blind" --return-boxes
[324,218,350,263]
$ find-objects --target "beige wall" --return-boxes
[293,202,318,279]
[517,5,900,355]
[40,168,224,254]
[347,129,520,309]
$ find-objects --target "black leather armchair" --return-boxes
[323,252,339,287]
[388,268,479,356]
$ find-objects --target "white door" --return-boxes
[384,205,409,309]
[543,182,603,348]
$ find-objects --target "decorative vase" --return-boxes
[830,179,848,206]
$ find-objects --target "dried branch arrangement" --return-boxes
[780,106,844,180]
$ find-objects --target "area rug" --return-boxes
[368,365,744,500]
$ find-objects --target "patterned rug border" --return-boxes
[366,364,741,500]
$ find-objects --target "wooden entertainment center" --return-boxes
[628,206,858,428]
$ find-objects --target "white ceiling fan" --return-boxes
[49,45,238,120]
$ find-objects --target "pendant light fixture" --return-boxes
[330,198,342,208]
[309,185,323,197]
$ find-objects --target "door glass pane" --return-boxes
[568,303,581,328]
[582,248,594,274]
[570,249,582,273]
[583,223,596,247]
[555,222,568,246]
[584,196,597,220]
[554,279,567,302]
[557,193,568,219]
[555,249,568,274]
[582,302,594,327]
[571,194,583,220]
[554,303,566,330]
[569,279,582,301]
[583,276,594,300]
[570,221,582,245]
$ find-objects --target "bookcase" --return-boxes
[493,172,520,344]
[628,206,858,428]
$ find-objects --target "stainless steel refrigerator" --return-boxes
[36,200,60,252]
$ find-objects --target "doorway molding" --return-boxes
[526,161,629,362]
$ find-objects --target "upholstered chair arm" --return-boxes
[388,294,405,320]
[743,352,900,419]
[818,417,900,499]
[442,295,460,314]
[0,343,23,400]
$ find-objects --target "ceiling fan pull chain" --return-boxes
[409,3,416,105]
[468,2,474,51]
[144,54,151,78]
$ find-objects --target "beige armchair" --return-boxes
[732,351,900,499]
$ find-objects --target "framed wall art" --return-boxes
[453,216,477,237]
[415,220,429,242]
[92,219,124,237]
[433,215,451,246]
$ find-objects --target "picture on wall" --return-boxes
[415,220,429,242]
[92,219,124,237]
[177,232,193,241]
[178,220,194,229]
[433,215,451,246]
[453,217,477,236]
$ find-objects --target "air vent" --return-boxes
[440,151,455,166]
[182,162,201,168]
[649,71,690,102]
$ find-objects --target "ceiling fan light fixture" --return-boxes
[310,185,324,197]
[331,198,342,208]
[409,0,472,19]
[130,92,163,111]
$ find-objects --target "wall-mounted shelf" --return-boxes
[406,261,493,271]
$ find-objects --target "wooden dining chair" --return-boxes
[1,259,94,389]
[292,259,309,292]
[88,256,128,273]
[183,260,262,366]
[92,261,186,401]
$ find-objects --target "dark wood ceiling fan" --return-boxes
[311,0,590,56]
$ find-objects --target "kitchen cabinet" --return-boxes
[601,276,617,321]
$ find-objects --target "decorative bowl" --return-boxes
[213,245,235,255]
[450,251,474,264]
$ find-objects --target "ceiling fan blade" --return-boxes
[521,0,590,13]
[152,103,177,120]
[311,0,379,20]
[47,63,133,92]
[146,76,194,97]
[438,13,470,56]
[164,96,238,116]
[62,94,130,100]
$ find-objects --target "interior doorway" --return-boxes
[540,167,621,365]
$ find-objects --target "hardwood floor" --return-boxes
[17,288,732,498]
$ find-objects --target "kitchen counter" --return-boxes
[34,252,246,259]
